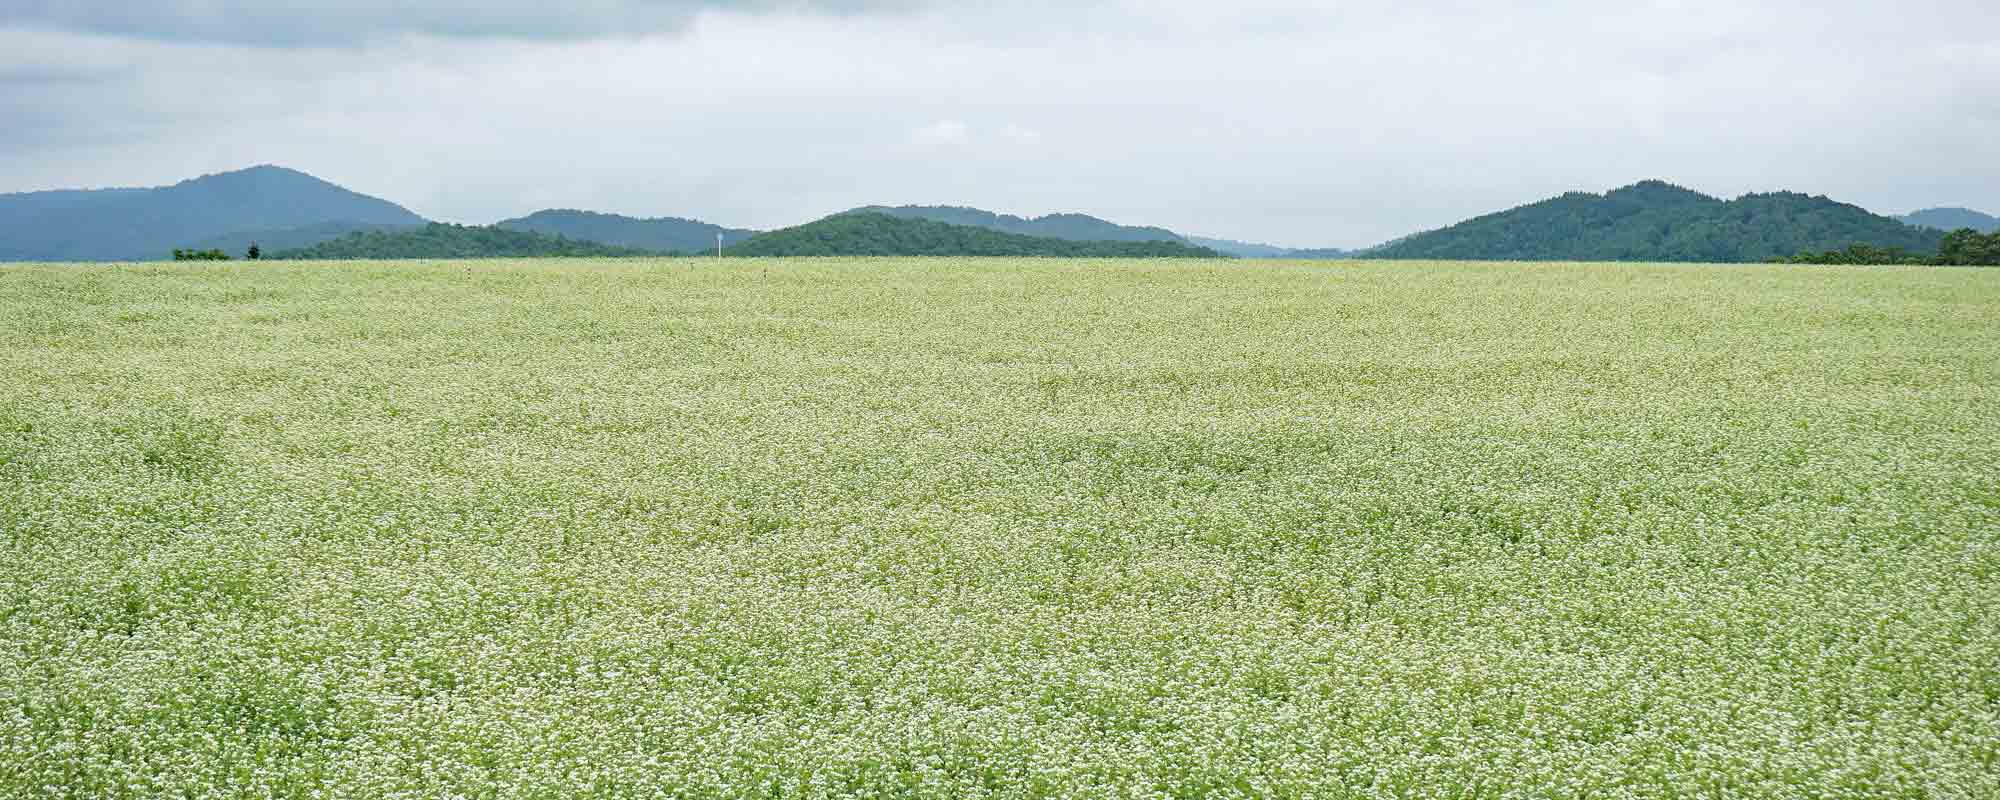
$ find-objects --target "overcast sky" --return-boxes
[2,1,1996,247]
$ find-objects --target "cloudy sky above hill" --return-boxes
[2,1,1996,247]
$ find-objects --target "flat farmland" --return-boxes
[2,258,1998,798]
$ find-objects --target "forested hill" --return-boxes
[1367,180,1943,262]
[497,209,758,254]
[1901,207,1999,234]
[272,223,650,259]
[725,213,1222,257]
[187,221,421,258]
[850,205,1186,243]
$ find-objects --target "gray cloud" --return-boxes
[2,1,1997,246]
[3,1,917,45]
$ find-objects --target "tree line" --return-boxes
[1772,228,2000,266]
[173,243,261,261]
[269,223,652,260]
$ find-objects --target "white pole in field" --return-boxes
[716,233,723,258]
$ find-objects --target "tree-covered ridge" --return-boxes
[1901,208,1999,234]
[1367,180,1944,263]
[272,223,652,260]
[726,213,1223,257]
[497,209,758,254]
[185,221,423,258]
[849,205,1186,243]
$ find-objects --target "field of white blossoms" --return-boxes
[2,257,1997,798]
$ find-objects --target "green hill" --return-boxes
[1368,181,1943,262]
[1901,208,1999,234]
[186,221,423,259]
[272,223,651,260]
[858,206,1360,258]
[498,209,758,254]
[726,213,1222,257]
[851,205,1186,243]
[0,165,426,262]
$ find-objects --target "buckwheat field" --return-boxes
[2,258,1997,798]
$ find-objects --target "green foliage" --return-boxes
[1937,228,2000,266]
[271,223,654,260]
[3,258,1999,795]
[726,213,1223,257]
[1369,180,1946,262]
[1775,228,2000,266]
[245,243,261,261]
[171,248,231,261]
[184,222,425,258]
[1770,243,1927,266]
[497,209,757,254]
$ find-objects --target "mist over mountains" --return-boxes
[0,165,1987,263]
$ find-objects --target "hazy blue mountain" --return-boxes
[272,223,651,260]
[0,165,427,261]
[498,209,758,254]
[1186,236,1290,258]
[728,213,1221,257]
[0,187,148,216]
[850,205,1185,243]
[1901,208,1999,234]
[1282,248,1356,260]
[1183,235,1355,259]
[1368,180,1942,262]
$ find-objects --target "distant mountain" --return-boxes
[271,223,651,260]
[1367,180,1943,262]
[1901,207,1999,234]
[727,213,1221,258]
[1182,236,1356,259]
[0,165,426,262]
[851,205,1185,243]
[1282,248,1356,260]
[1184,236,1282,258]
[498,209,757,254]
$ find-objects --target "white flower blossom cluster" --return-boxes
[1,258,1997,798]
